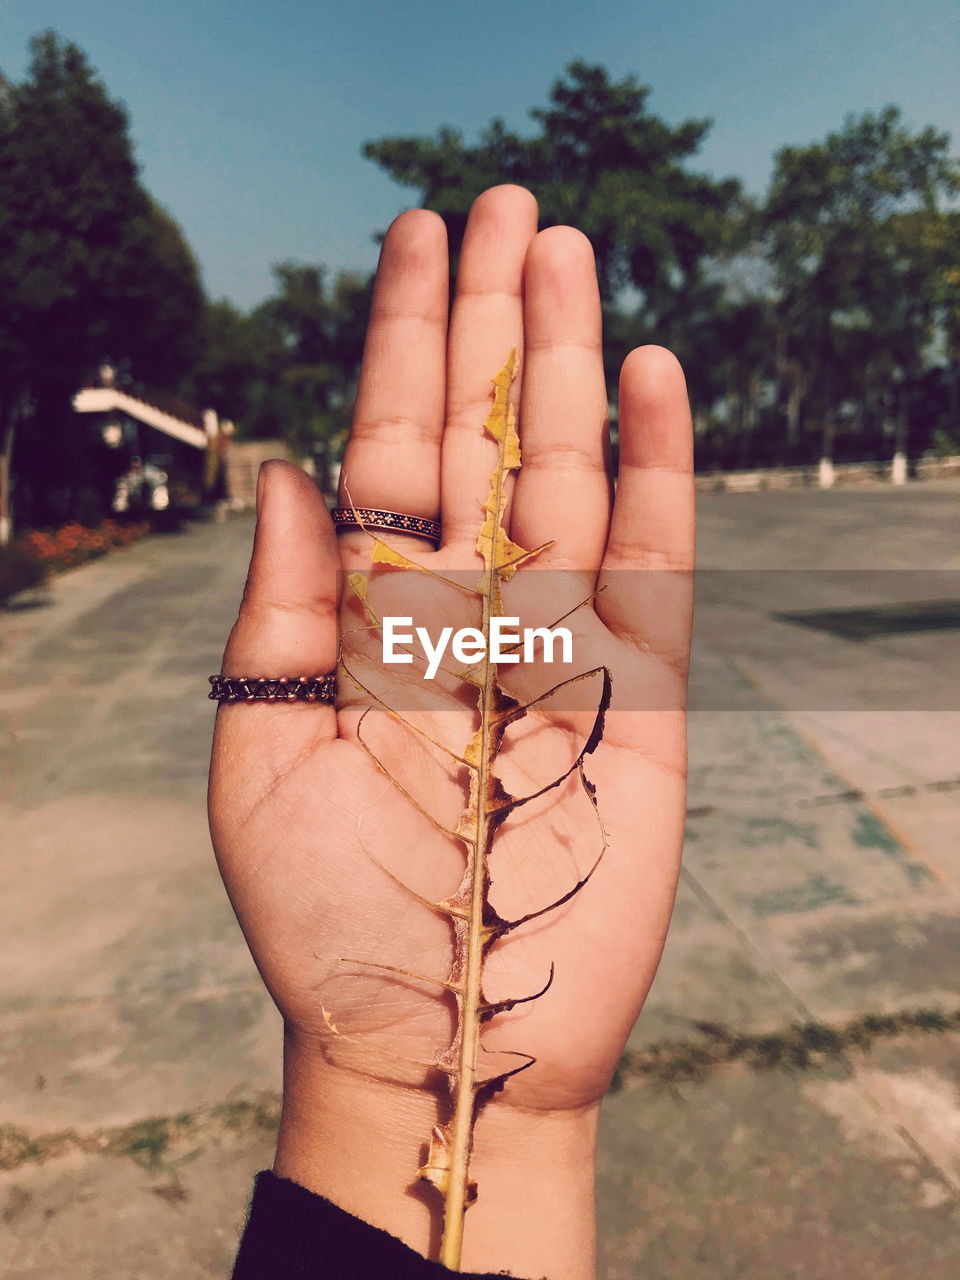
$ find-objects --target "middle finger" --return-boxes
[440,185,539,553]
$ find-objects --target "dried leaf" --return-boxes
[370,539,422,569]
[327,350,611,1271]
[347,571,380,627]
[419,1125,477,1204]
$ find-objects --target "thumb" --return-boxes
[218,459,341,735]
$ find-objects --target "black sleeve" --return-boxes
[232,1170,538,1280]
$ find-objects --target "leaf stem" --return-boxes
[439,560,498,1269]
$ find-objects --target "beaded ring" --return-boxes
[208,674,336,703]
[330,506,440,545]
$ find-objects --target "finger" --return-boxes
[338,209,448,559]
[218,460,340,744]
[596,346,695,670]
[441,185,539,551]
[511,226,610,574]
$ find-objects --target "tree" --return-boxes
[760,106,960,466]
[254,263,371,482]
[114,198,206,391]
[190,264,371,487]
[187,299,271,427]
[0,31,204,537]
[365,61,742,320]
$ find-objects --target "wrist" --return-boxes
[274,1029,598,1279]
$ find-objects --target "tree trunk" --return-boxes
[737,373,761,469]
[816,330,835,480]
[891,384,909,485]
[786,380,802,452]
[948,358,959,435]
[819,419,836,487]
[773,315,800,458]
[0,412,16,547]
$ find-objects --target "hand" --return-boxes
[208,185,694,1279]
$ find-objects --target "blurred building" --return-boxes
[73,365,231,516]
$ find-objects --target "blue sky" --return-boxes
[2,0,958,308]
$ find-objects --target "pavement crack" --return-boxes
[678,865,816,1023]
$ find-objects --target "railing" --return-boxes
[694,455,960,493]
[73,387,208,451]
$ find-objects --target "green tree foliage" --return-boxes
[759,106,960,463]
[365,61,742,317]
[188,299,269,427]
[0,31,204,535]
[117,198,207,389]
[4,31,957,519]
[368,75,959,469]
[255,263,371,464]
[189,264,371,486]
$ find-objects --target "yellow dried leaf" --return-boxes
[483,349,521,467]
[464,728,483,769]
[347,571,379,626]
[320,1006,341,1036]
[418,1123,452,1194]
[419,1125,479,1207]
[474,352,542,585]
[370,539,422,569]
[329,350,606,1273]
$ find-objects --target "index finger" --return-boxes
[337,209,448,559]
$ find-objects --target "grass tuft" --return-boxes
[612,1006,960,1089]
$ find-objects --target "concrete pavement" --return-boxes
[1,481,958,1277]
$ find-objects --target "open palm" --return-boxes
[208,185,694,1128]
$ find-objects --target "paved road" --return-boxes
[1,481,958,1278]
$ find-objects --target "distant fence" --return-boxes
[225,439,293,509]
[694,454,960,493]
[223,441,960,503]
